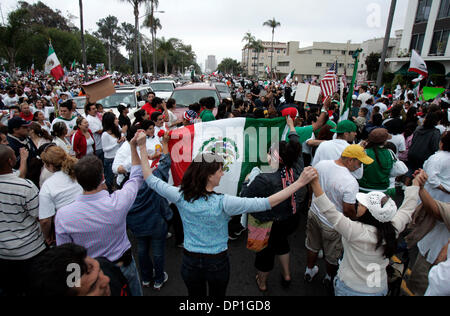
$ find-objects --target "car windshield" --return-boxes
[150,83,174,92]
[97,92,136,109]
[171,90,219,107]
[215,85,229,93]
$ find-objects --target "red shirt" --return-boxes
[20,113,34,122]
[142,103,161,117]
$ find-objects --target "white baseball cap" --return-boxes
[356,192,398,223]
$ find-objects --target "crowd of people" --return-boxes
[0,71,449,297]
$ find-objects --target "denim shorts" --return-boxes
[334,276,387,297]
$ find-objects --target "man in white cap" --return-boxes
[305,145,374,287]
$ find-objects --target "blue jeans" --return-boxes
[118,257,143,297]
[103,158,114,193]
[334,276,387,297]
[181,253,230,297]
[136,234,167,284]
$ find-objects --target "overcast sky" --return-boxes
[1,0,409,70]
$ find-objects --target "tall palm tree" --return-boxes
[252,40,265,78]
[242,32,255,77]
[142,2,161,75]
[157,37,176,75]
[263,18,281,73]
[119,0,148,81]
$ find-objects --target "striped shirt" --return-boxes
[0,174,46,260]
[55,166,144,262]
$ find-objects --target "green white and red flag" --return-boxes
[45,44,65,81]
[168,117,288,195]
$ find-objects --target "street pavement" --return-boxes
[130,208,331,297]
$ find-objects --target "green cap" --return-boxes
[330,120,357,134]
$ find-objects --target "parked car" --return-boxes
[149,80,177,100]
[212,82,233,102]
[169,83,221,120]
[74,86,153,120]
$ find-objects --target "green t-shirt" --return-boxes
[358,147,394,191]
[286,125,314,143]
[200,109,215,122]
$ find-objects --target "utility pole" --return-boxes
[376,0,397,89]
[79,0,88,82]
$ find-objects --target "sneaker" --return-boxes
[304,266,319,282]
[153,272,168,290]
[176,243,184,248]
[166,232,173,239]
[318,249,324,259]
[322,275,333,287]
[142,281,151,288]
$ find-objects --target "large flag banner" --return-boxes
[168,117,288,196]
[409,50,428,77]
[45,44,65,81]
[320,63,338,101]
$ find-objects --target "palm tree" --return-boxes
[263,18,281,73]
[242,32,255,77]
[119,0,148,81]
[252,40,265,78]
[142,2,161,75]
[157,37,176,75]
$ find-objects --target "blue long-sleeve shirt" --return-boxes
[145,174,271,254]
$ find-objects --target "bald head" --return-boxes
[0,145,15,174]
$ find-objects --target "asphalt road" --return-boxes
[130,208,331,297]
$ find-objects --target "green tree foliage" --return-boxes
[94,15,123,71]
[18,1,75,31]
[0,8,31,73]
[218,58,242,75]
[365,53,381,81]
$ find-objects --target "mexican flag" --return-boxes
[31,64,35,76]
[70,60,76,71]
[168,117,288,196]
[45,44,65,81]
[283,69,295,84]
[409,50,428,77]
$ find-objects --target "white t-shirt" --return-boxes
[101,132,122,159]
[53,137,74,157]
[3,95,19,107]
[167,110,178,130]
[85,136,95,155]
[311,139,364,179]
[51,116,78,135]
[38,171,83,220]
[310,160,359,228]
[389,134,406,154]
[358,92,372,106]
[425,244,450,296]
[374,102,387,114]
[86,114,103,150]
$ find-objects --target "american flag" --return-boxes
[320,62,338,101]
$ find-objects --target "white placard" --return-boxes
[294,83,321,104]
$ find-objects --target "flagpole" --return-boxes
[344,49,363,116]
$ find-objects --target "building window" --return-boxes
[438,0,450,19]
[316,62,322,67]
[416,0,432,23]
[326,63,334,68]
[410,33,425,53]
[429,29,449,56]
[341,50,346,55]
[338,63,344,68]
[278,61,290,67]
[348,51,355,55]
[348,64,354,68]
[323,50,331,55]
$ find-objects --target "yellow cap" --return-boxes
[341,145,374,165]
